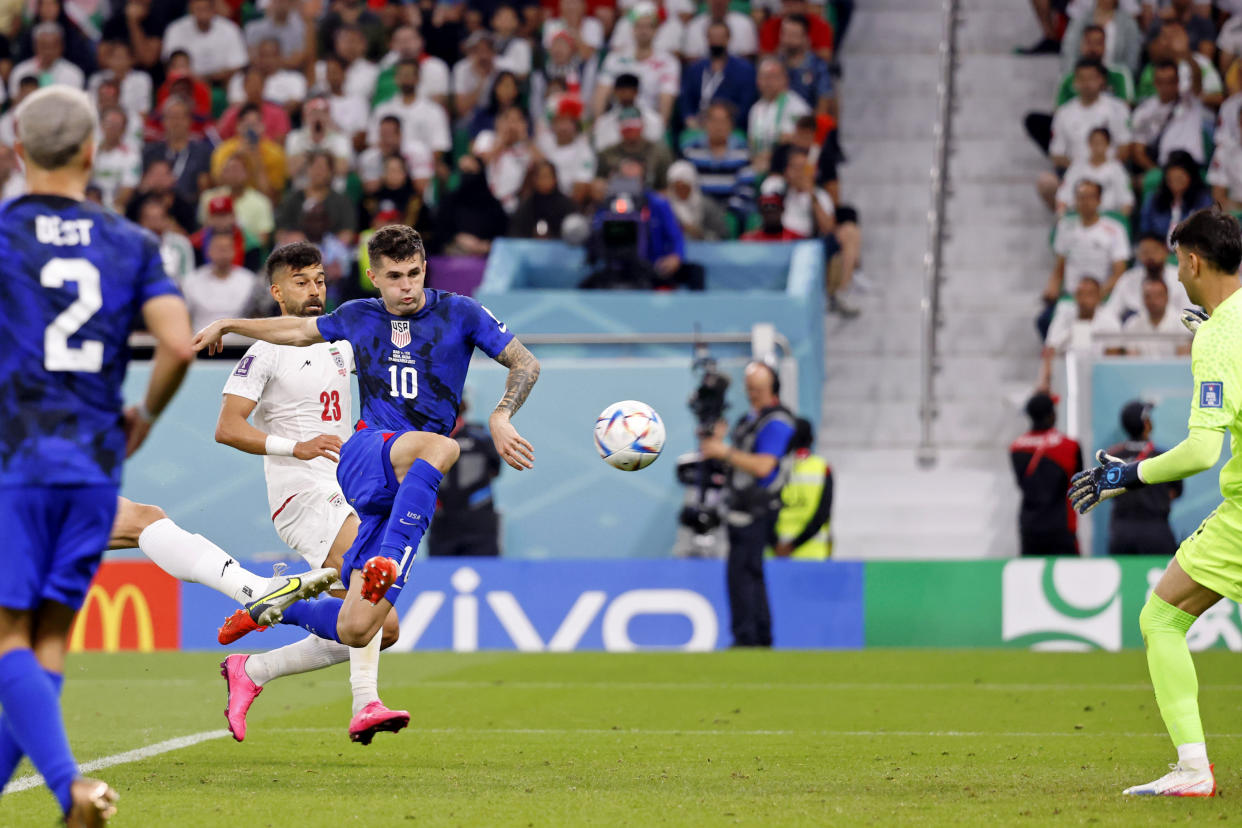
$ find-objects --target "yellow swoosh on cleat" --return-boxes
[254,578,301,607]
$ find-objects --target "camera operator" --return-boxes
[579,156,705,290]
[698,361,796,648]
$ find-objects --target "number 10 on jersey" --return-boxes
[388,365,418,399]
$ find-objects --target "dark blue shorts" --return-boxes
[336,429,415,600]
[0,485,118,611]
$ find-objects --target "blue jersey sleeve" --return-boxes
[316,299,366,343]
[466,298,515,358]
[753,419,795,487]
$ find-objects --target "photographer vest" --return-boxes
[727,404,795,523]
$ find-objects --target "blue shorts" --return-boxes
[336,429,416,601]
[0,485,118,611]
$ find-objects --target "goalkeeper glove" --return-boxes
[1068,449,1145,515]
[1181,307,1209,335]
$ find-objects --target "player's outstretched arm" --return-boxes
[1069,428,1224,514]
[490,337,540,470]
[192,316,324,355]
[215,394,342,462]
[127,295,195,456]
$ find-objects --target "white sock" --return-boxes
[349,629,383,715]
[1177,742,1209,769]
[138,518,269,605]
[245,634,350,686]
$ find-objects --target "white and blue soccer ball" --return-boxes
[594,400,666,471]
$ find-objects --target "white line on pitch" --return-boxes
[267,726,1242,739]
[387,680,1242,693]
[2,729,230,795]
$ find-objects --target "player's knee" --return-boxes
[1138,593,1193,644]
[379,609,399,649]
[427,434,460,473]
[132,502,168,530]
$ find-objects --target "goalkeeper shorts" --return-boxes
[1176,498,1242,603]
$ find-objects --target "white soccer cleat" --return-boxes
[1122,763,1216,797]
[245,564,339,627]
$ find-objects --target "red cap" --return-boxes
[555,95,584,121]
[375,208,401,223]
[207,195,234,216]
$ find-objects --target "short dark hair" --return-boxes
[1088,126,1111,143]
[1075,178,1102,199]
[1170,206,1242,275]
[238,102,261,120]
[380,114,402,131]
[265,241,323,284]
[783,13,809,33]
[790,417,814,451]
[705,99,736,124]
[614,73,641,90]
[396,58,419,76]
[1082,24,1105,38]
[367,224,425,265]
[1138,231,1167,246]
[1073,57,1108,81]
[1152,60,1178,77]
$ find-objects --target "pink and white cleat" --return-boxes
[1123,763,1217,797]
[220,654,263,742]
[348,701,410,745]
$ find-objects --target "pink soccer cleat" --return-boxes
[360,556,399,605]
[220,654,263,742]
[348,701,410,745]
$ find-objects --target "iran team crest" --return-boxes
[391,320,411,348]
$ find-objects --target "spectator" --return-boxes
[99,0,178,74]
[1040,276,1124,388]
[358,155,434,236]
[368,59,452,165]
[773,417,833,559]
[92,106,141,213]
[182,231,261,333]
[542,0,606,58]
[468,70,522,136]
[697,361,795,646]
[1051,127,1133,214]
[0,76,38,145]
[1061,3,1142,78]
[1038,59,1132,167]
[275,151,357,246]
[1220,9,1242,78]
[778,15,835,117]
[217,66,293,142]
[510,159,578,238]
[1046,180,1130,314]
[593,2,680,126]
[530,29,598,131]
[427,398,504,558]
[492,5,533,78]
[452,31,499,121]
[199,152,276,250]
[18,0,95,77]
[286,97,352,188]
[743,183,804,241]
[316,0,386,61]
[680,20,758,129]
[1144,0,1215,60]
[473,106,536,214]
[1058,20,1137,104]
[0,145,24,201]
[1129,61,1206,171]
[759,0,835,62]
[597,107,674,191]
[151,55,214,133]
[535,96,596,203]
[298,203,354,305]
[88,39,152,117]
[1207,107,1242,209]
[190,194,258,271]
[1009,392,1083,556]
[782,147,861,315]
[142,96,214,206]
[317,53,370,147]
[1104,232,1191,321]
[666,161,730,241]
[437,153,510,257]
[244,0,308,70]
[682,100,756,213]
[683,0,759,60]
[161,0,248,86]
[1104,400,1183,556]
[748,58,811,173]
[10,22,84,97]
[771,114,842,201]
[373,25,450,108]
[607,1,685,57]
[593,72,664,149]
[1121,277,1193,356]
[314,25,379,104]
[1139,20,1222,107]
[211,103,288,200]
[226,39,307,113]
[1139,150,1212,241]
[357,115,434,196]
[126,159,197,233]
[137,195,194,283]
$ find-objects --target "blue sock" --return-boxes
[280,598,343,643]
[0,670,62,789]
[379,459,443,562]
[0,650,76,813]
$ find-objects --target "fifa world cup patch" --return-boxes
[234,355,254,377]
[1201,381,1224,408]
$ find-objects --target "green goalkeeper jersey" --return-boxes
[1186,289,1242,500]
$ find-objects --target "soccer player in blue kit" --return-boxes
[0,86,196,825]
[192,225,540,654]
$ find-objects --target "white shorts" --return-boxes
[272,487,356,568]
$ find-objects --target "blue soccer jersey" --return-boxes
[0,194,179,486]
[316,290,514,435]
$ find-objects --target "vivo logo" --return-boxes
[392,567,719,652]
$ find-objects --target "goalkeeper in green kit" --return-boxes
[1069,206,1242,798]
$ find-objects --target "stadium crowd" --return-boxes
[0,0,860,325]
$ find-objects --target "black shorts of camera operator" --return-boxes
[580,155,705,291]
[698,361,796,648]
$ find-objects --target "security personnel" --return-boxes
[699,361,795,647]
[1009,391,1083,555]
[1105,400,1183,556]
[427,400,504,556]
[773,418,833,560]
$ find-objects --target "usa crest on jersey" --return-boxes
[391,320,411,348]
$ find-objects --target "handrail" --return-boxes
[917,0,960,468]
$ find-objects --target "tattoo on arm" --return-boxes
[493,339,540,416]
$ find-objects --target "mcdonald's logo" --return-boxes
[68,561,180,652]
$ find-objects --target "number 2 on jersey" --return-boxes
[388,365,418,400]
[42,258,103,372]
[320,390,342,421]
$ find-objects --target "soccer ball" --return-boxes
[594,400,666,471]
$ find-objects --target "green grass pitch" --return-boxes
[5,650,1242,826]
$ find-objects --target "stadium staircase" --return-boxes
[820,0,1062,558]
